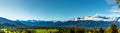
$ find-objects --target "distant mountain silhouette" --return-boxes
[0,17,26,27]
[0,16,120,28]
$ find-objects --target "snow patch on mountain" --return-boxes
[70,16,118,21]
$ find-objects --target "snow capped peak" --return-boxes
[69,16,119,21]
[70,17,81,21]
[81,16,103,21]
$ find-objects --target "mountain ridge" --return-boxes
[0,16,120,28]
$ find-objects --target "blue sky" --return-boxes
[0,0,119,21]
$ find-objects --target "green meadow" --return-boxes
[35,29,59,33]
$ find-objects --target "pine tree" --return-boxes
[104,24,117,33]
[110,24,117,33]
[98,28,104,33]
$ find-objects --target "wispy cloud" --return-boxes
[105,0,120,12]
[95,5,120,17]
[94,13,120,17]
[106,14,120,17]
[105,0,116,4]
[109,6,120,13]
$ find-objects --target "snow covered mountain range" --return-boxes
[0,16,120,28]
[70,16,119,22]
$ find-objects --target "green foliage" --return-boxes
[118,28,120,33]
[1,24,120,33]
[98,28,104,33]
[105,24,117,33]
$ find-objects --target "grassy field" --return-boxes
[0,28,59,33]
[35,29,59,33]
[0,24,118,33]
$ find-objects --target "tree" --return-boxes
[104,24,117,33]
[25,30,36,33]
[87,29,93,33]
[70,29,75,33]
[79,28,85,33]
[98,28,104,33]
[116,0,120,8]
[110,24,117,33]
[117,28,120,33]
[0,31,5,33]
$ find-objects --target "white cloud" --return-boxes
[94,5,120,17]
[106,14,120,17]
[93,0,120,18]
[94,13,120,17]
[93,13,106,17]
[109,6,120,12]
[105,0,116,4]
